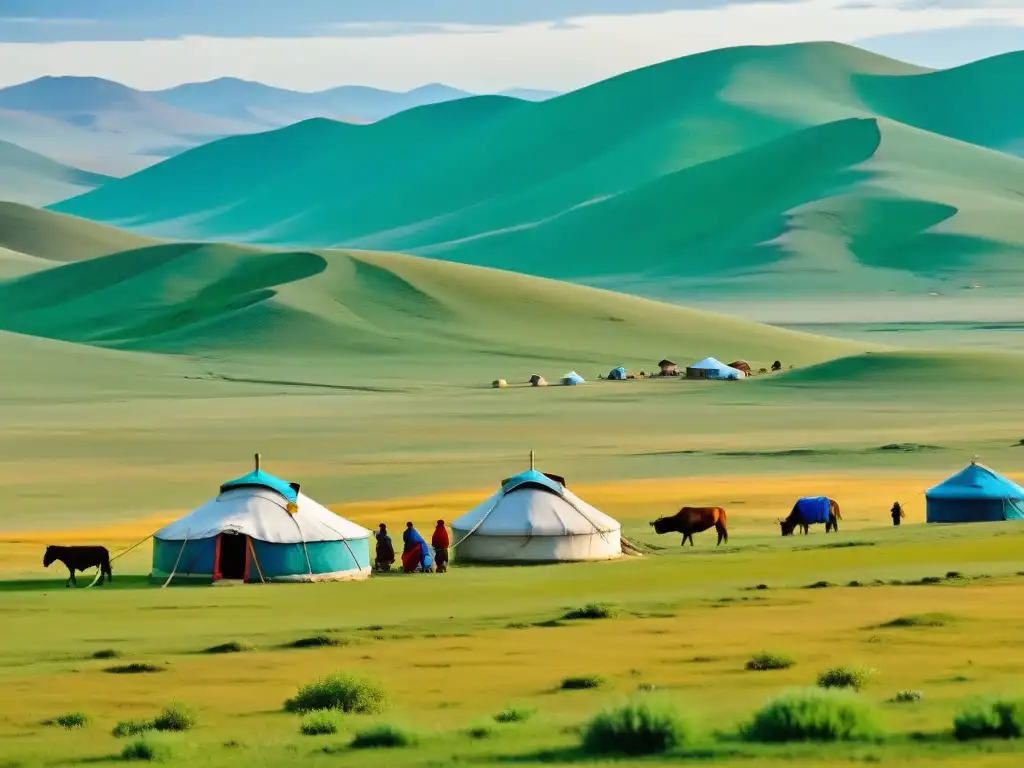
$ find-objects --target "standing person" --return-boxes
[891,502,905,527]
[402,522,433,573]
[432,519,450,573]
[374,523,395,572]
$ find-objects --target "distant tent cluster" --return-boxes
[685,357,746,380]
[925,460,1024,524]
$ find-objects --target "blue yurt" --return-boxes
[925,461,1024,523]
[607,367,627,380]
[151,457,372,584]
[561,371,585,385]
[685,357,745,380]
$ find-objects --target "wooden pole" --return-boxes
[255,453,261,472]
[530,450,535,470]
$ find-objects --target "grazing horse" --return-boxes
[779,498,841,536]
[649,507,728,547]
[43,545,112,587]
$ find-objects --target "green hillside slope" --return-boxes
[0,221,865,378]
[0,140,111,207]
[50,42,1024,299]
[0,203,158,263]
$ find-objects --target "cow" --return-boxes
[779,498,841,536]
[649,507,728,547]
[43,545,112,587]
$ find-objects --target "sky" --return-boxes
[0,0,1022,91]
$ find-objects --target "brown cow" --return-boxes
[649,507,728,547]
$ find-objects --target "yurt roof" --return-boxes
[453,470,620,537]
[926,462,1024,501]
[155,483,371,544]
[220,468,298,503]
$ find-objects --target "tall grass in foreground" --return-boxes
[285,672,387,714]
[120,736,172,762]
[743,688,881,742]
[953,698,1024,740]
[300,711,342,736]
[582,697,698,755]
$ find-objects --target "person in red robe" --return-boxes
[432,519,450,573]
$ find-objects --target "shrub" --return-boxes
[817,666,876,691]
[350,724,418,749]
[113,719,154,738]
[953,698,1024,741]
[300,711,342,736]
[743,688,881,742]
[105,663,162,675]
[882,613,954,628]
[203,641,251,654]
[465,723,495,740]
[561,675,606,690]
[284,672,387,714]
[152,703,197,732]
[494,706,535,723]
[288,634,344,649]
[745,652,794,672]
[47,712,89,729]
[563,603,615,620]
[582,697,697,756]
[891,690,924,704]
[120,737,172,762]
[91,649,120,660]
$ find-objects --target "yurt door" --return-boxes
[218,533,247,581]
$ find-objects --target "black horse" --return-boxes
[43,545,112,587]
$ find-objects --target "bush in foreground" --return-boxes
[582,697,697,756]
[743,688,880,743]
[48,712,89,729]
[120,737,172,762]
[953,698,1024,741]
[285,672,387,714]
[817,666,876,692]
[561,675,606,690]
[300,711,342,736]
[745,652,794,672]
[152,703,197,733]
[494,706,535,724]
[350,724,418,749]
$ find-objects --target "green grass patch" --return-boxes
[953,698,1024,740]
[742,688,881,742]
[560,674,606,690]
[582,696,698,756]
[284,672,388,714]
[45,712,89,729]
[105,663,162,674]
[465,722,495,740]
[300,711,342,736]
[880,612,955,628]
[350,723,418,749]
[745,652,794,671]
[816,666,877,691]
[563,603,616,620]
[494,706,536,724]
[202,641,251,654]
[152,703,197,733]
[120,736,172,762]
[890,690,924,703]
[91,648,119,660]
[113,719,154,738]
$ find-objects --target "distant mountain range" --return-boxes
[0,75,559,179]
[0,139,111,208]
[51,42,1024,301]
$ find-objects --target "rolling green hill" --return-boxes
[51,42,1024,300]
[0,140,111,208]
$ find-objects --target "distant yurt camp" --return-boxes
[451,454,621,563]
[562,371,585,386]
[686,357,745,380]
[925,460,1024,523]
[151,456,372,584]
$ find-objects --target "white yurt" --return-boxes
[451,457,621,563]
[151,456,372,584]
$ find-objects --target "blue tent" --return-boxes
[562,371,585,385]
[686,357,744,380]
[608,367,627,380]
[925,462,1024,523]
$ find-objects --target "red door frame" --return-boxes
[213,533,251,582]
[213,534,222,581]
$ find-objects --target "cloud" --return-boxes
[0,1,804,42]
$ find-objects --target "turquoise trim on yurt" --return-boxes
[152,538,217,580]
[250,538,370,580]
[220,469,298,503]
[926,463,1024,523]
[502,470,564,497]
